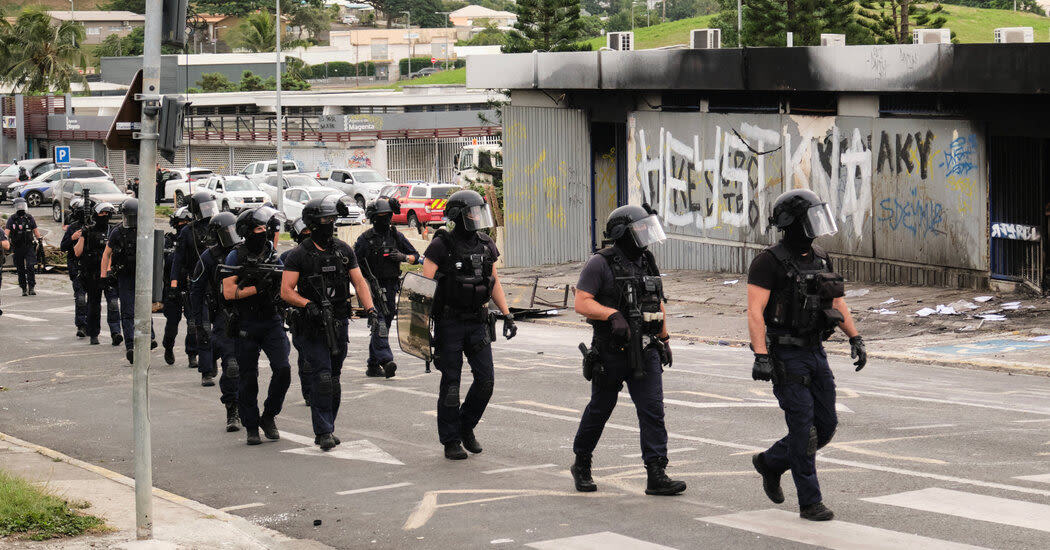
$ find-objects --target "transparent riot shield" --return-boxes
[397,272,437,362]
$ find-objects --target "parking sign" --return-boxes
[55,145,70,164]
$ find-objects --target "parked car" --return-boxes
[280,188,365,227]
[259,173,341,204]
[52,178,132,223]
[381,182,461,228]
[454,143,502,187]
[0,157,99,203]
[8,167,112,207]
[163,167,215,203]
[198,175,269,213]
[408,67,440,79]
[323,168,394,209]
[238,160,300,184]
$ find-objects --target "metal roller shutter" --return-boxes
[232,147,277,174]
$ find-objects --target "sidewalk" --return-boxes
[0,433,330,550]
[499,263,1050,377]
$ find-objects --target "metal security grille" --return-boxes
[185,145,234,175]
[386,136,499,183]
[989,135,1049,291]
[232,146,278,174]
[107,148,127,184]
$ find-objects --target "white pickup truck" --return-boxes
[454,144,502,186]
[323,168,394,209]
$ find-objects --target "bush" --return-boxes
[398,57,466,75]
[309,61,376,78]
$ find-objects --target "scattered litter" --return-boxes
[723,279,739,285]
[1029,335,1050,342]
[845,289,870,297]
[946,300,978,311]
[957,323,981,332]
[974,296,994,303]
[313,520,322,526]
[674,313,694,318]
[490,539,514,544]
[717,340,730,346]
[871,309,898,315]
[976,314,1007,321]
[916,307,937,317]
[1001,302,1021,310]
[935,305,958,315]
[881,298,899,305]
[544,309,561,315]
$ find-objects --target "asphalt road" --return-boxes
[2,272,1050,550]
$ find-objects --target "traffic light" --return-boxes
[157,96,189,164]
[162,0,188,47]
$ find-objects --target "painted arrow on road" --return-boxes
[280,432,403,465]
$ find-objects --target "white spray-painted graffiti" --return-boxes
[991,223,1040,242]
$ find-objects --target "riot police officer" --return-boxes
[73,202,122,346]
[747,189,867,522]
[171,191,220,371]
[282,218,313,406]
[569,204,685,496]
[221,206,290,446]
[0,228,8,316]
[162,207,196,366]
[281,196,378,451]
[190,211,242,428]
[355,196,419,378]
[422,189,516,460]
[60,198,89,336]
[102,198,156,364]
[5,197,41,296]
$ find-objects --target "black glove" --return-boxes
[366,307,380,335]
[252,276,271,295]
[389,250,408,262]
[659,337,673,367]
[503,313,517,340]
[850,335,867,371]
[608,311,630,341]
[304,301,322,321]
[752,353,773,381]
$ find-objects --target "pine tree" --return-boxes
[713,0,876,46]
[857,1,950,44]
[505,0,591,53]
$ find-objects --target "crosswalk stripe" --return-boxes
[527,531,679,550]
[863,487,1050,533]
[1013,473,1050,484]
[699,509,988,550]
[2,313,46,322]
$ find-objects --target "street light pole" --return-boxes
[70,0,75,47]
[401,10,410,78]
[435,11,450,71]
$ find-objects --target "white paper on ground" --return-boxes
[1029,335,1050,342]
[915,307,937,317]
[974,296,994,302]
[977,314,1007,321]
[946,300,978,311]
[872,309,898,315]
[935,305,958,315]
[1001,302,1021,310]
[881,298,899,305]
[845,289,870,297]
[723,279,739,285]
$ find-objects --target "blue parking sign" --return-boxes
[55,146,70,164]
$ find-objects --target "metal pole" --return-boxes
[276,0,283,217]
[70,0,76,48]
[401,10,411,77]
[737,0,742,47]
[134,0,161,540]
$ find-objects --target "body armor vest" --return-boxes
[8,213,34,247]
[763,243,845,339]
[362,228,402,280]
[230,245,281,317]
[590,247,665,340]
[298,238,352,317]
[80,224,109,278]
[433,229,495,319]
[204,244,233,315]
[111,226,136,275]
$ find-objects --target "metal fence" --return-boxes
[386,135,500,183]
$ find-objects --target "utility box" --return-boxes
[820,34,846,46]
[912,28,952,44]
[607,31,634,51]
[994,27,1034,43]
[690,29,721,49]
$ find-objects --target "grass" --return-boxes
[363,67,468,90]
[932,4,1049,43]
[155,205,174,218]
[583,15,717,50]
[0,470,107,541]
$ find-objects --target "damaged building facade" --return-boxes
[468,44,1050,291]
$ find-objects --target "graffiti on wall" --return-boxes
[991,223,1040,242]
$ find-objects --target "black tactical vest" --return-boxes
[111,226,136,275]
[80,224,109,274]
[433,229,495,319]
[230,244,281,317]
[763,243,845,339]
[8,213,34,247]
[590,246,665,340]
[298,238,352,318]
[362,227,402,280]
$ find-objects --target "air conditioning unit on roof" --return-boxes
[912,28,951,44]
[820,34,845,46]
[690,28,721,49]
[994,27,1034,43]
[607,31,634,51]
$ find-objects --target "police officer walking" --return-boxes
[60,198,90,337]
[569,204,685,496]
[422,190,516,460]
[220,206,291,446]
[171,191,220,371]
[190,211,242,428]
[162,207,196,366]
[747,189,867,521]
[102,198,156,364]
[74,202,122,346]
[355,196,419,378]
[281,218,313,406]
[282,196,379,451]
[5,197,42,296]
[0,228,8,316]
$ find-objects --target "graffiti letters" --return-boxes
[940,134,978,177]
[877,188,945,238]
[991,223,1040,242]
[876,130,934,178]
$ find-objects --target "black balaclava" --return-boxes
[244,230,268,254]
[373,214,391,233]
[312,223,335,247]
[451,216,474,241]
[616,233,645,261]
[782,222,814,254]
[93,214,110,228]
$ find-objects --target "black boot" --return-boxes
[259,414,280,440]
[111,333,123,346]
[225,403,241,432]
[163,347,175,365]
[460,428,482,454]
[317,433,337,451]
[27,286,35,296]
[365,364,385,377]
[800,502,834,521]
[246,428,261,445]
[188,354,198,369]
[201,373,215,387]
[315,434,341,445]
[644,458,687,496]
[89,336,100,345]
[752,452,785,504]
[444,441,467,460]
[571,453,597,492]
[382,360,397,379]
[76,326,86,338]
[21,287,28,296]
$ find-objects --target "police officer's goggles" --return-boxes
[803,203,838,238]
[629,214,667,247]
[461,204,495,231]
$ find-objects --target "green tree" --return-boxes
[196,72,236,92]
[713,0,876,47]
[93,26,181,61]
[102,0,146,13]
[506,0,590,52]
[0,7,87,94]
[239,70,266,91]
[193,0,270,17]
[232,11,277,52]
[857,1,949,44]
[459,19,508,46]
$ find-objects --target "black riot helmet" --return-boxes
[445,189,493,232]
[121,198,138,228]
[235,205,284,238]
[189,191,219,221]
[13,197,27,213]
[365,196,400,221]
[302,194,349,228]
[289,217,310,243]
[769,189,837,238]
[208,211,241,248]
[604,203,666,248]
[170,206,193,229]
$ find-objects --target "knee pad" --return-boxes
[817,427,836,450]
[317,370,333,397]
[477,379,494,401]
[807,426,819,456]
[225,358,240,379]
[443,385,460,408]
[107,298,119,312]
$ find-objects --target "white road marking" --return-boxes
[279,432,403,465]
[661,397,854,414]
[42,305,77,313]
[336,482,413,496]
[1012,418,1050,424]
[2,313,46,322]
[864,488,1050,532]
[483,464,557,475]
[890,424,957,430]
[854,389,1050,417]
[623,447,696,459]
[527,531,680,550]
[1013,473,1050,484]
[700,509,987,550]
[511,400,580,414]
[219,502,265,512]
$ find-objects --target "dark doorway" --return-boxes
[590,122,626,251]
[988,136,1050,292]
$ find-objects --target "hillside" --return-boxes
[4,0,111,10]
[583,15,716,50]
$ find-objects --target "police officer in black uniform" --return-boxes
[5,197,42,296]
[569,204,685,496]
[0,228,8,316]
[162,207,196,366]
[190,211,242,429]
[355,196,419,378]
[102,198,156,364]
[221,206,291,446]
[74,202,122,346]
[171,191,220,371]
[422,189,516,460]
[282,196,378,451]
[747,189,867,522]
[60,197,89,336]
[281,217,313,405]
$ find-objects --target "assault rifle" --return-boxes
[361,257,391,321]
[618,277,647,381]
[306,274,339,354]
[77,190,92,226]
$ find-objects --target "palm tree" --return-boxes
[1,7,88,94]
[232,12,277,52]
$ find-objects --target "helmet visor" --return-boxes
[216,224,243,248]
[121,212,137,228]
[198,199,220,220]
[461,204,494,231]
[629,214,667,248]
[804,203,838,238]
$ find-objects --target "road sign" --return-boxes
[55,146,71,164]
[403,32,419,39]
[105,69,143,152]
[431,57,437,64]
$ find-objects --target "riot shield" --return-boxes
[397,272,437,362]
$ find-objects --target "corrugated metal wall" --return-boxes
[503,106,591,267]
